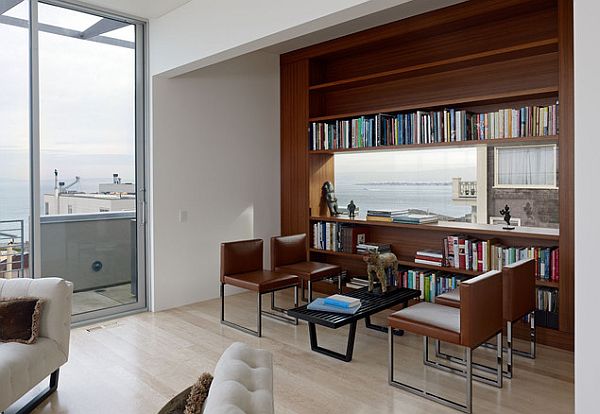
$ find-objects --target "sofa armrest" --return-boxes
[0,278,73,358]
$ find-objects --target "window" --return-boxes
[99,207,109,212]
[44,202,49,215]
[334,148,478,222]
[494,145,557,188]
[67,205,73,214]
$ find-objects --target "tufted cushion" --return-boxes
[203,342,274,414]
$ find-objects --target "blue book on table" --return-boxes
[323,297,358,308]
[307,298,361,314]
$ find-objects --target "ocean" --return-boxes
[0,178,135,240]
[1,179,469,241]
[334,182,470,220]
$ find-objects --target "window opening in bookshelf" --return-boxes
[334,148,479,223]
[494,145,558,189]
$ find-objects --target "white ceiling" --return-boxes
[80,0,193,19]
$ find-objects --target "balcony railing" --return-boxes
[1,212,136,294]
[0,219,26,279]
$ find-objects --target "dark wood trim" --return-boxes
[558,0,574,334]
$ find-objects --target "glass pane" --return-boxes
[38,3,139,316]
[496,146,556,186]
[0,0,30,279]
[334,148,478,222]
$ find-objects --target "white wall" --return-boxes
[574,1,600,412]
[149,0,419,77]
[151,51,280,311]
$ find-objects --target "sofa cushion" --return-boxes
[203,342,273,414]
[0,337,67,411]
[0,297,44,344]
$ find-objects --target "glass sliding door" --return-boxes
[0,0,147,321]
[0,0,30,279]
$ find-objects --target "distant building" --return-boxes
[43,172,135,215]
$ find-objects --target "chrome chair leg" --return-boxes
[424,335,503,388]
[389,330,473,413]
[263,286,299,325]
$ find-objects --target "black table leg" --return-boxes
[365,315,404,336]
[308,321,357,362]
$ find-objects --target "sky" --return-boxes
[0,1,136,183]
[335,147,477,183]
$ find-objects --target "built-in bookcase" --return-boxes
[281,0,573,350]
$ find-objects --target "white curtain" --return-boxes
[496,146,556,186]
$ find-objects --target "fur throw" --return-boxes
[183,372,213,414]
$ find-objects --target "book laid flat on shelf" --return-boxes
[307,298,361,314]
[392,213,439,224]
[356,242,391,254]
[323,294,361,308]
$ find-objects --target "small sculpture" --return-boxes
[322,181,340,216]
[347,200,357,218]
[363,251,398,294]
[499,204,515,230]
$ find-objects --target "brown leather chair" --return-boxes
[271,234,341,302]
[435,258,536,377]
[388,270,503,413]
[220,239,300,337]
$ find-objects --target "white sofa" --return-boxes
[0,278,73,413]
[203,342,274,414]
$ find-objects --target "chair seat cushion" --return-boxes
[435,289,461,308]
[223,270,299,293]
[203,342,273,414]
[388,302,461,345]
[276,261,340,281]
[0,337,67,411]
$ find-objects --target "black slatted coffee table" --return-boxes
[287,287,421,362]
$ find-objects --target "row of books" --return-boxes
[473,104,558,140]
[309,104,559,150]
[398,269,463,302]
[534,288,559,329]
[313,221,369,253]
[443,235,559,281]
[366,210,438,224]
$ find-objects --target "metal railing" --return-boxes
[0,219,26,279]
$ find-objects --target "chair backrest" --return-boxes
[503,258,536,322]
[270,234,307,269]
[0,278,73,358]
[460,269,503,349]
[220,239,263,281]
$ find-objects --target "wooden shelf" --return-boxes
[308,87,558,122]
[309,216,560,241]
[309,135,558,155]
[536,279,560,289]
[309,39,558,93]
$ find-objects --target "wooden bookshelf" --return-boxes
[310,135,559,155]
[309,216,560,241]
[281,0,573,351]
[310,248,559,288]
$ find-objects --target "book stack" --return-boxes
[398,269,462,302]
[366,210,408,222]
[415,250,443,267]
[307,294,362,314]
[346,277,369,289]
[443,235,560,281]
[356,242,391,254]
[393,213,438,224]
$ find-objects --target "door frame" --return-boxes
[27,0,149,322]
